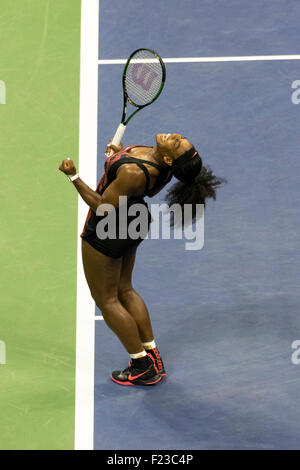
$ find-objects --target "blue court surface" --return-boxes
[93,0,300,449]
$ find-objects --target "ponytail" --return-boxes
[165,165,227,227]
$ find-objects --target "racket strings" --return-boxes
[125,50,164,106]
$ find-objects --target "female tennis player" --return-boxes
[59,133,226,386]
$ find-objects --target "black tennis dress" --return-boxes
[81,146,172,258]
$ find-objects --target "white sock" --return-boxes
[142,340,156,350]
[130,350,147,359]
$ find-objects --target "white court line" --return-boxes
[74,0,99,451]
[95,316,104,320]
[98,54,300,65]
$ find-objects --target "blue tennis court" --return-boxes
[88,0,300,450]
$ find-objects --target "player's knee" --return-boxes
[91,291,118,312]
[118,285,134,300]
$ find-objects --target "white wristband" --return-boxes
[68,173,79,182]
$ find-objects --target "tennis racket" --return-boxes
[105,48,166,156]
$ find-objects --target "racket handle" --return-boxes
[105,123,127,157]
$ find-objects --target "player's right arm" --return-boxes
[105,139,123,155]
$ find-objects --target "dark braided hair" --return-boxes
[165,148,227,227]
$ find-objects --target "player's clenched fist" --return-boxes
[59,158,77,176]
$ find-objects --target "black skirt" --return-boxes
[81,199,152,258]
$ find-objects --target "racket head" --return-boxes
[122,48,166,110]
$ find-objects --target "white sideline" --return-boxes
[74,0,99,451]
[98,54,300,65]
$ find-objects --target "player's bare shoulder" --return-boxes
[115,164,147,193]
[127,147,160,176]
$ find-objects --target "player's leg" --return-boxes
[118,245,154,343]
[118,246,166,376]
[81,239,161,386]
[81,239,143,353]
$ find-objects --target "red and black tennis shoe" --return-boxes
[111,354,162,386]
[148,348,166,377]
[128,348,166,377]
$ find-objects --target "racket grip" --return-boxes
[105,123,126,157]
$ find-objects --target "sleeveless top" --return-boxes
[81,145,173,239]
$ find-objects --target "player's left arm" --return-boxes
[58,158,146,212]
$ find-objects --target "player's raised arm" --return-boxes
[105,139,123,156]
[58,158,146,213]
[58,158,101,212]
